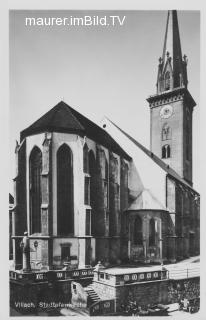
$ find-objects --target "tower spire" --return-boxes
[157,10,188,94]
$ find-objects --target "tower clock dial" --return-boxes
[160,105,173,119]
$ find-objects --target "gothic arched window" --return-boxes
[162,144,171,159]
[104,156,109,209]
[57,144,73,235]
[165,71,170,90]
[29,146,42,234]
[83,144,90,205]
[186,121,190,161]
[162,123,172,141]
[83,143,89,173]
[89,151,96,236]
[149,218,156,246]
[134,216,143,245]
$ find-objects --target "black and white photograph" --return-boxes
[7,7,201,317]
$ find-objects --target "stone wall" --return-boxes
[167,277,200,304]
[115,281,168,311]
[92,276,200,312]
[92,281,116,300]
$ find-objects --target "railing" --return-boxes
[9,267,94,283]
[168,267,200,280]
[89,299,115,316]
[115,269,168,285]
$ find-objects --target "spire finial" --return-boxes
[157,10,188,93]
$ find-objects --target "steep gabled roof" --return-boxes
[106,118,199,194]
[20,101,131,161]
[127,189,167,211]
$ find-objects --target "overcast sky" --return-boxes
[9,10,200,191]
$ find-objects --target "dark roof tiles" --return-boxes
[20,101,131,160]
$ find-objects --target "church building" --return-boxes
[11,11,199,271]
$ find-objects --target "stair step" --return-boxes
[85,283,101,303]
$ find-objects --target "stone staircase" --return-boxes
[84,284,101,305]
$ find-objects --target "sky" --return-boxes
[9,10,200,191]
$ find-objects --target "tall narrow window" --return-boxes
[85,209,91,236]
[162,123,172,141]
[84,176,90,205]
[165,71,170,90]
[149,218,156,246]
[104,158,109,209]
[186,121,190,161]
[57,144,73,235]
[134,216,143,245]
[84,144,90,205]
[162,144,171,159]
[30,147,42,234]
[83,144,89,173]
[89,151,96,235]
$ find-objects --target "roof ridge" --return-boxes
[20,101,131,161]
[106,118,198,193]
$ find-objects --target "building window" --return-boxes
[162,144,171,158]
[104,157,109,209]
[83,143,89,173]
[105,274,110,280]
[89,151,96,236]
[165,71,170,90]
[29,146,42,234]
[99,273,104,280]
[85,209,91,235]
[186,121,190,161]
[134,216,143,245]
[149,218,156,246]
[57,144,73,236]
[61,244,71,264]
[162,123,172,141]
[84,176,90,205]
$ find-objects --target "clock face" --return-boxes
[160,105,173,119]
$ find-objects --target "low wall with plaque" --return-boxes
[93,266,168,312]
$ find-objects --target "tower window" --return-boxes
[149,218,156,246]
[29,146,42,234]
[134,216,143,245]
[165,71,170,90]
[162,144,171,159]
[162,123,172,140]
[57,144,74,236]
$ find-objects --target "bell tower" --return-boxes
[147,10,196,186]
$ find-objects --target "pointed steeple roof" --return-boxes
[157,10,188,93]
[162,11,182,68]
[20,101,131,160]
